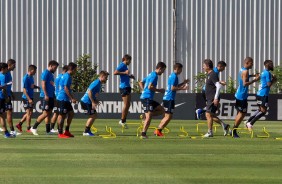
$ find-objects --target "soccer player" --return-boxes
[231,57,260,138]
[154,63,189,136]
[56,62,77,138]
[196,61,227,119]
[80,71,109,136]
[0,63,15,138]
[5,59,18,135]
[140,61,166,139]
[196,61,230,136]
[30,60,59,135]
[245,60,277,131]
[202,59,225,138]
[16,65,40,133]
[49,65,68,133]
[114,54,135,128]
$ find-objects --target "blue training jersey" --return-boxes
[140,71,158,100]
[235,67,249,100]
[81,79,101,104]
[57,72,72,101]
[5,71,12,97]
[116,62,130,89]
[163,72,179,101]
[257,69,272,97]
[22,74,35,99]
[203,67,219,91]
[40,69,55,98]
[55,73,64,97]
[0,73,6,99]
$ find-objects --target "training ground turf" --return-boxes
[1,119,282,184]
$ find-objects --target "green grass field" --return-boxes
[1,119,282,184]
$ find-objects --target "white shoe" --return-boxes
[30,128,39,135]
[246,122,253,132]
[0,128,3,132]
[203,132,213,138]
[83,132,95,136]
[119,120,128,129]
[50,129,58,133]
[10,131,22,136]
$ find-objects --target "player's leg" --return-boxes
[64,101,74,137]
[119,88,131,127]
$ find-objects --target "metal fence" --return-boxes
[0,0,281,92]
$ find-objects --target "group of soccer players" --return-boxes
[0,56,277,139]
[197,57,277,138]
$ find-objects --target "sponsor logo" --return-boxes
[217,96,266,120]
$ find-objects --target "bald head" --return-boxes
[244,57,254,69]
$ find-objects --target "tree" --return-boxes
[72,54,99,92]
[193,72,206,93]
[270,65,282,93]
[226,76,237,93]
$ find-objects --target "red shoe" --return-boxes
[58,134,70,138]
[16,124,22,132]
[26,129,32,133]
[64,131,74,137]
[154,129,164,137]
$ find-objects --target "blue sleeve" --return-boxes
[23,77,28,89]
[172,75,178,87]
[0,76,5,85]
[148,75,157,86]
[116,63,126,72]
[64,75,70,86]
[266,72,271,83]
[88,81,96,91]
[41,71,48,81]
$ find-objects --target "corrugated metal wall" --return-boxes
[1,0,281,93]
[0,0,174,92]
[176,0,282,91]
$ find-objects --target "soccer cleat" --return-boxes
[4,132,15,138]
[231,130,240,138]
[83,131,95,136]
[30,128,39,135]
[26,129,32,133]
[195,109,203,120]
[140,135,148,139]
[58,134,70,139]
[119,120,128,129]
[246,122,253,132]
[64,131,74,137]
[10,131,21,136]
[50,129,58,133]
[203,132,213,138]
[16,124,23,132]
[223,124,230,136]
[46,132,55,135]
[154,129,164,137]
[0,128,3,132]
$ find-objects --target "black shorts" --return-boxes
[141,99,160,113]
[163,100,175,114]
[235,99,248,113]
[206,100,218,114]
[5,97,12,111]
[0,99,6,114]
[53,99,59,113]
[120,87,132,96]
[257,96,269,107]
[23,98,34,109]
[41,98,55,111]
[81,101,97,115]
[58,100,73,114]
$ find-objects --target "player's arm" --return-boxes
[267,74,277,87]
[113,69,129,75]
[138,81,145,91]
[41,80,49,101]
[148,83,165,93]
[23,88,33,104]
[242,70,259,86]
